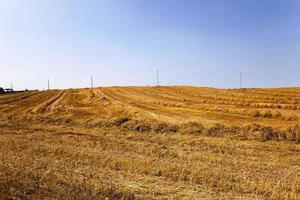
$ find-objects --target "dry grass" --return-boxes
[0,86,299,199]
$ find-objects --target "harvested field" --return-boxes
[0,86,299,199]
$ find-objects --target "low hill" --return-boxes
[1,86,300,128]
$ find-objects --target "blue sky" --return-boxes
[0,0,299,90]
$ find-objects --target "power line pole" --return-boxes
[156,69,159,86]
[10,83,13,91]
[90,76,94,89]
[47,78,50,90]
[240,72,243,89]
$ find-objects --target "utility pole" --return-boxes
[156,69,159,86]
[47,78,50,90]
[90,76,94,89]
[10,83,13,91]
[240,72,243,89]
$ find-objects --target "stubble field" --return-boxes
[0,86,299,199]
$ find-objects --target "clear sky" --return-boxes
[0,0,299,90]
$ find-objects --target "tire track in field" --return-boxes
[99,87,159,120]
[0,92,40,105]
[0,92,47,114]
[33,90,66,114]
[99,87,200,123]
[0,91,59,116]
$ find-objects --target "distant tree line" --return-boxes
[0,87,38,94]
